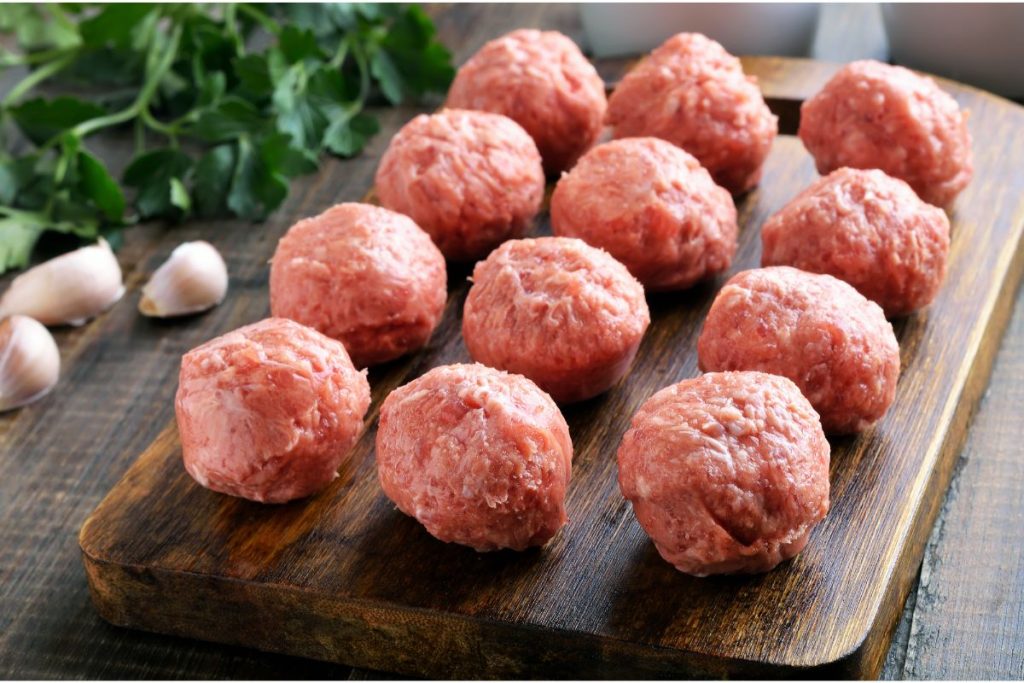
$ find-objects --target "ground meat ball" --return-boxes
[446,29,606,175]
[376,363,573,551]
[697,267,900,434]
[462,237,650,403]
[551,137,737,291]
[605,32,778,194]
[799,60,973,207]
[270,203,447,368]
[618,371,830,576]
[176,318,371,504]
[375,109,545,262]
[762,168,950,317]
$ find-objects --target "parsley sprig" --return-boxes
[0,3,454,273]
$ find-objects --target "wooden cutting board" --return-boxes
[79,57,1024,678]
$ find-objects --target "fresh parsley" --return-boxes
[0,3,454,273]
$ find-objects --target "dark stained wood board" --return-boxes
[78,57,1024,678]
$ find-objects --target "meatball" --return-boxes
[799,60,973,207]
[270,203,447,368]
[446,29,607,175]
[551,137,738,291]
[605,32,778,194]
[762,168,950,317]
[375,109,545,262]
[376,363,573,551]
[462,237,650,403]
[176,318,371,504]
[698,267,900,434]
[618,371,830,576]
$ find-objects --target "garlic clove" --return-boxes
[0,315,60,412]
[0,238,124,327]
[139,241,228,318]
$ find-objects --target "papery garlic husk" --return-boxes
[0,315,60,412]
[0,239,124,326]
[139,241,228,318]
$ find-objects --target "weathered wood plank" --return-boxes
[897,290,1024,679]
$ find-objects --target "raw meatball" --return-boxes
[270,203,447,368]
[446,29,607,175]
[462,237,650,403]
[551,137,738,291]
[698,267,900,434]
[376,363,573,551]
[605,32,778,194]
[176,318,371,504]
[762,168,950,317]
[618,371,830,576]
[375,109,545,262]
[799,60,973,207]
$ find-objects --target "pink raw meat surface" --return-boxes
[446,29,606,175]
[175,318,371,504]
[374,109,544,262]
[762,168,950,317]
[462,237,650,403]
[270,203,447,368]
[605,32,777,194]
[697,267,900,434]
[617,371,830,576]
[798,60,973,207]
[551,137,737,291]
[376,363,573,552]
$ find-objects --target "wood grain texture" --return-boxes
[77,53,1024,679]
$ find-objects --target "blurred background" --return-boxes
[581,3,1024,99]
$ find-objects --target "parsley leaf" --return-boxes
[227,135,287,221]
[123,148,192,220]
[9,97,108,146]
[0,218,44,271]
[77,149,125,221]
[192,144,236,218]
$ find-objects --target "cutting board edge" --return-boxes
[80,543,868,678]
[741,54,1024,111]
[847,223,1024,677]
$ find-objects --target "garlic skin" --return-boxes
[0,315,60,412]
[139,241,228,318]
[0,239,124,326]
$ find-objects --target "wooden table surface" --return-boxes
[1,4,1021,679]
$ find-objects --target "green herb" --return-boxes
[0,3,454,273]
